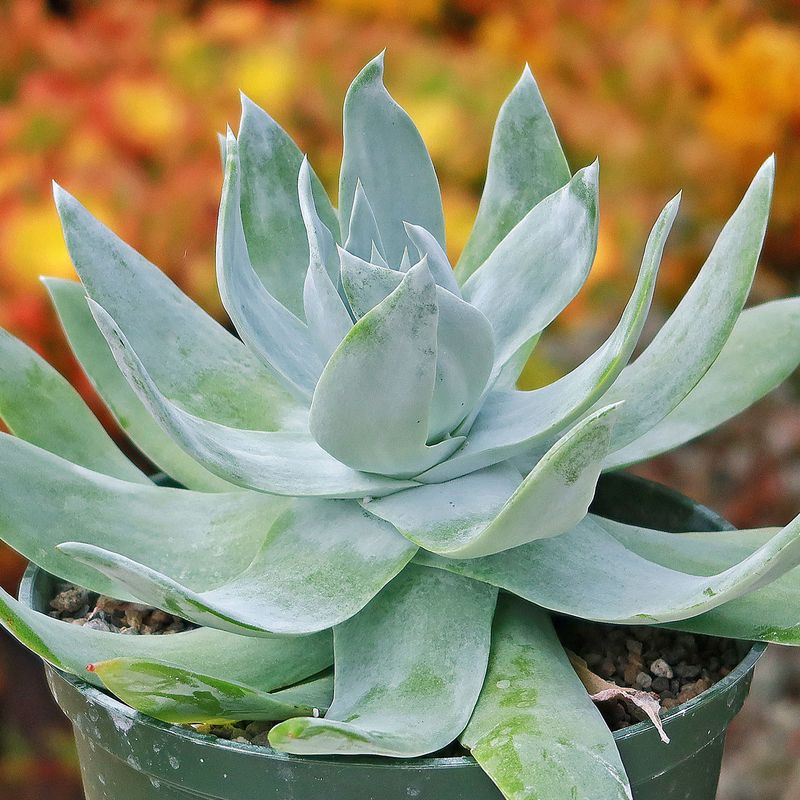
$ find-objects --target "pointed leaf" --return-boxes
[0,327,147,484]
[0,585,332,690]
[89,658,333,724]
[59,499,417,635]
[88,301,415,497]
[426,194,678,482]
[460,595,632,800]
[404,222,460,296]
[53,185,298,430]
[417,510,800,624]
[607,297,800,468]
[599,157,775,452]
[218,132,323,398]
[269,564,497,757]
[309,262,463,477]
[369,404,620,558]
[44,278,237,492]
[462,163,599,383]
[456,66,571,284]
[238,94,339,316]
[344,181,386,261]
[340,53,445,265]
[0,433,287,599]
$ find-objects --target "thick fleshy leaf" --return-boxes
[269,564,497,757]
[0,434,287,600]
[424,196,678,484]
[339,248,401,319]
[404,222,460,296]
[598,156,775,453]
[238,93,339,316]
[461,595,631,800]
[417,510,800,624]
[0,327,147,484]
[604,523,800,644]
[309,262,464,477]
[89,658,333,724]
[53,184,298,430]
[607,297,800,468]
[44,278,236,492]
[88,301,415,498]
[368,404,620,558]
[299,159,353,362]
[456,66,571,284]
[0,586,332,690]
[218,132,322,398]
[343,181,386,262]
[59,499,417,635]
[462,162,599,383]
[339,53,445,265]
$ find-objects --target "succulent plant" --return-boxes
[2,53,800,799]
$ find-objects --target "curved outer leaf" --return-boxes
[368,403,621,558]
[344,181,386,262]
[461,595,632,800]
[423,195,678,483]
[598,156,775,453]
[339,248,401,319]
[417,510,800,624]
[299,159,353,362]
[0,434,287,600]
[604,524,800,644]
[309,262,464,477]
[238,93,339,316]
[0,327,147,484]
[218,132,323,399]
[606,297,800,468]
[462,162,599,383]
[44,278,236,492]
[456,66,571,285]
[269,564,497,757]
[59,499,418,636]
[339,52,445,265]
[89,658,333,724]
[0,585,332,690]
[87,301,416,498]
[53,184,299,430]
[404,222,461,296]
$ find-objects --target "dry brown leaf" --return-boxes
[567,650,670,744]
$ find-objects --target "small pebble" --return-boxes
[650,658,674,679]
[49,587,89,614]
[634,672,652,690]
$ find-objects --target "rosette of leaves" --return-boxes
[2,54,800,799]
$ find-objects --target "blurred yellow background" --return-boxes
[1,1,800,797]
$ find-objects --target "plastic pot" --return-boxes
[22,473,766,800]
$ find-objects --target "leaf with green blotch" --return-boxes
[460,595,632,800]
[339,53,445,266]
[89,658,334,724]
[86,300,416,498]
[606,297,800,468]
[0,327,147,485]
[597,156,775,453]
[218,131,323,399]
[416,510,800,624]
[603,523,800,644]
[367,404,620,558]
[456,66,571,285]
[0,433,288,601]
[462,162,599,386]
[0,585,332,691]
[237,93,339,317]
[44,278,236,492]
[269,564,497,757]
[310,262,464,477]
[58,499,417,636]
[53,184,301,431]
[428,193,678,484]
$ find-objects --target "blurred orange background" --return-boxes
[1,1,800,797]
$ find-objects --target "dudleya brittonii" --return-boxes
[1,53,800,799]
